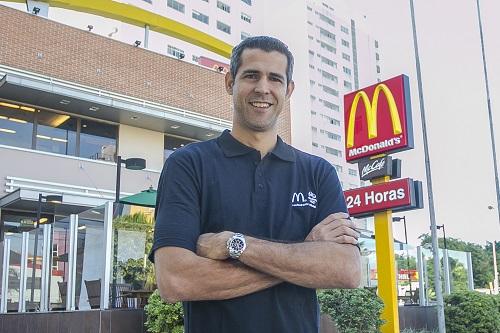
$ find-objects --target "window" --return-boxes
[375,40,379,48]
[320,28,335,42]
[312,142,318,147]
[344,80,352,89]
[377,65,381,74]
[310,95,316,101]
[192,10,209,24]
[332,118,341,126]
[307,6,312,11]
[321,99,339,111]
[323,86,339,96]
[241,0,252,5]
[320,41,336,53]
[333,164,343,173]
[241,31,251,40]
[341,25,349,34]
[0,101,35,149]
[349,168,358,176]
[341,39,350,47]
[326,146,342,157]
[322,130,341,141]
[192,55,200,63]
[36,109,77,156]
[164,135,197,160]
[308,35,314,40]
[142,0,152,3]
[342,53,350,61]
[321,56,337,68]
[80,119,117,161]
[321,70,338,83]
[307,21,313,25]
[217,21,231,34]
[376,53,380,61]
[310,80,316,86]
[343,66,352,75]
[241,12,251,23]
[309,64,315,69]
[167,45,185,59]
[312,126,317,132]
[309,50,314,56]
[318,13,335,27]
[310,110,317,115]
[217,1,230,13]
[167,0,185,13]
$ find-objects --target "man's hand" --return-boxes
[197,231,233,260]
[306,213,359,245]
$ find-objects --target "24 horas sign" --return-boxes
[344,75,414,163]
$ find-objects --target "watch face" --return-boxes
[231,238,245,251]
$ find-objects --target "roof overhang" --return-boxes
[0,188,108,216]
[0,65,231,140]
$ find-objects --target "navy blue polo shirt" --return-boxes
[151,130,347,333]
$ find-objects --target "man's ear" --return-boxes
[285,80,295,100]
[225,72,234,95]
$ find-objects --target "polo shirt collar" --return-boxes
[217,130,295,162]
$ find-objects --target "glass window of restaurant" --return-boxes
[164,134,198,161]
[0,99,117,162]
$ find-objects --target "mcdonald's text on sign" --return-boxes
[344,75,414,162]
[344,178,418,217]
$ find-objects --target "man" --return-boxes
[151,36,361,333]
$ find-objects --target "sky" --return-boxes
[336,0,500,246]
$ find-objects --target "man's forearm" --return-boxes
[155,247,281,303]
[238,237,360,289]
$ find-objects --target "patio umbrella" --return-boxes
[119,186,157,208]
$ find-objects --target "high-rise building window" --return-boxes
[307,6,312,11]
[192,55,200,63]
[192,10,209,24]
[322,70,338,83]
[241,32,251,40]
[217,1,231,13]
[326,146,342,157]
[241,0,252,5]
[376,53,380,61]
[341,39,350,47]
[321,56,337,68]
[349,168,358,176]
[344,80,352,89]
[167,0,185,13]
[217,21,231,34]
[312,126,318,132]
[377,65,381,73]
[375,40,379,48]
[319,28,335,42]
[321,99,339,111]
[167,45,185,59]
[332,118,341,126]
[241,12,251,23]
[333,164,343,173]
[142,0,152,3]
[322,86,339,97]
[343,66,352,75]
[320,41,336,54]
[318,13,335,27]
[341,25,349,34]
[342,53,351,61]
[312,142,319,147]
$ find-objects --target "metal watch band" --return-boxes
[226,233,246,259]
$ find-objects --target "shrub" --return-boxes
[144,290,184,333]
[317,288,385,333]
[444,290,500,333]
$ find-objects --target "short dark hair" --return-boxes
[230,36,294,85]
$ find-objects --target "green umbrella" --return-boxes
[119,186,157,208]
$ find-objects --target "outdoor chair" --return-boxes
[84,279,101,309]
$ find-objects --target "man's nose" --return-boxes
[254,78,271,94]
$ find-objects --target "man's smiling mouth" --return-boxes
[249,101,273,108]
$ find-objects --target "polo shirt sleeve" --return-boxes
[149,150,201,263]
[315,161,348,223]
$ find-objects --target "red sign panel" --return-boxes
[344,75,414,162]
[344,178,415,217]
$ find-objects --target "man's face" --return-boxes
[225,48,294,133]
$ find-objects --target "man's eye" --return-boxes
[245,74,257,79]
[271,77,283,83]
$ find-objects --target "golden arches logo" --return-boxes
[346,84,403,148]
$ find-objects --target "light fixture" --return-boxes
[59,99,71,105]
[36,134,51,140]
[88,106,99,111]
[87,25,93,32]
[0,128,16,134]
[20,106,35,112]
[134,40,141,47]
[82,124,88,128]
[32,7,40,15]
[38,217,49,224]
[78,225,87,230]
[130,116,139,120]
[0,115,6,119]
[52,137,68,143]
[217,66,224,72]
[0,102,20,109]
[206,133,214,137]
[170,125,180,129]
[115,156,146,202]
[8,117,27,124]
[178,53,185,59]
[49,115,70,127]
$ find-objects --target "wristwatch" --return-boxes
[226,233,246,259]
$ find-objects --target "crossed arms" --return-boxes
[154,213,361,303]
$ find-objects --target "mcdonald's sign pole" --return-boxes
[344,75,419,333]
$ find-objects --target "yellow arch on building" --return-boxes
[4,0,233,58]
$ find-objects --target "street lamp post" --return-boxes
[393,216,413,303]
[436,225,447,250]
[30,194,63,308]
[112,156,146,308]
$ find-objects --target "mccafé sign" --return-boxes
[344,75,414,162]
